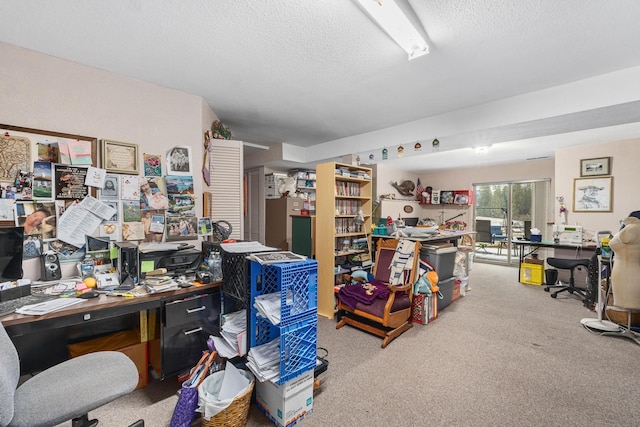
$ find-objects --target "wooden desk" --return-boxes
[1,282,222,377]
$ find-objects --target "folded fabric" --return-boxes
[337,279,389,310]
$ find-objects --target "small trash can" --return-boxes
[545,269,558,286]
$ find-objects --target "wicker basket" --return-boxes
[201,379,255,427]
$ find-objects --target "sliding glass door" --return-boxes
[473,180,549,264]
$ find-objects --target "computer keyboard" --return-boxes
[15,297,86,315]
[0,294,56,317]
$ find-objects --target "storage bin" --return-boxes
[437,277,456,311]
[520,262,544,285]
[421,245,458,280]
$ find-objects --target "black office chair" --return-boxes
[0,321,143,427]
[475,219,492,253]
[544,257,591,299]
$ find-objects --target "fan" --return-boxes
[580,230,620,332]
[212,220,232,243]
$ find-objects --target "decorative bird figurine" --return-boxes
[391,180,415,197]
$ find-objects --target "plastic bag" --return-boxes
[197,368,254,420]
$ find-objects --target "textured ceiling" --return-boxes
[2,0,640,171]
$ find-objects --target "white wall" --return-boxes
[0,42,213,279]
[555,139,640,235]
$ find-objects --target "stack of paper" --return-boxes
[144,276,179,293]
[253,292,281,325]
[246,338,280,383]
[211,309,247,358]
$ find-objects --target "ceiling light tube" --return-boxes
[358,0,429,60]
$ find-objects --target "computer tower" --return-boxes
[115,241,139,285]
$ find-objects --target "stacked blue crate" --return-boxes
[249,259,318,384]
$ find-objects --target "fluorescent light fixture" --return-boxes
[358,0,429,60]
[243,141,270,150]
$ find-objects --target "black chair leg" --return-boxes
[72,414,98,427]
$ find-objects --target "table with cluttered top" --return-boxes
[1,279,222,378]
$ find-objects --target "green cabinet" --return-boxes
[291,215,314,258]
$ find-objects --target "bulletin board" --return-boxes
[0,124,98,226]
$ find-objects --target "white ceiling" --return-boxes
[2,0,640,172]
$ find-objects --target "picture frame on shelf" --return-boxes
[453,190,471,205]
[440,190,454,204]
[102,139,140,174]
[572,176,613,212]
[580,157,611,177]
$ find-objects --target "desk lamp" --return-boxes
[580,230,621,332]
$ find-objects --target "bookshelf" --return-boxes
[315,162,372,318]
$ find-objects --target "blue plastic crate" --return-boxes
[276,317,318,384]
[251,314,279,348]
[250,260,318,326]
[251,317,317,383]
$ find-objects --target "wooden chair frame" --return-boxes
[336,238,422,348]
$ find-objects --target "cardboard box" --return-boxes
[524,256,544,265]
[256,369,314,427]
[68,330,148,390]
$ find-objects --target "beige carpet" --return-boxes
[56,262,640,426]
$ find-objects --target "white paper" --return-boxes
[120,175,140,200]
[79,195,117,220]
[220,241,277,254]
[84,166,107,188]
[218,362,250,401]
[57,203,105,246]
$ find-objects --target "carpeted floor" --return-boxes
[57,262,640,427]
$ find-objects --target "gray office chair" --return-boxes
[0,321,142,427]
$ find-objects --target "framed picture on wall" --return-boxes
[580,157,611,177]
[573,176,613,212]
[102,139,139,174]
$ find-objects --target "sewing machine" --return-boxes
[552,224,583,245]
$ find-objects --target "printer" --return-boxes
[139,247,203,279]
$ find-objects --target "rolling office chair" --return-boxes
[0,321,143,427]
[544,257,591,300]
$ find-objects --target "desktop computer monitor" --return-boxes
[0,226,24,281]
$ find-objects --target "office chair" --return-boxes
[475,219,492,253]
[0,321,143,427]
[544,257,591,300]
[491,225,508,254]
